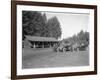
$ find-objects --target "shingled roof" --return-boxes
[25,36,58,42]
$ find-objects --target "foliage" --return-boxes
[22,11,46,40]
[46,16,62,39]
[63,30,89,46]
[22,11,62,40]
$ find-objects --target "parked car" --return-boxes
[53,42,72,52]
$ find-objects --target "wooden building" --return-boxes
[24,36,59,48]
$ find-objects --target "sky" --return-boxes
[43,12,89,40]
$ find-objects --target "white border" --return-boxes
[17,5,94,75]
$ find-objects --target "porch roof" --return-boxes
[25,36,58,42]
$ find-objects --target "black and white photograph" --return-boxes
[22,11,90,69]
[11,1,97,79]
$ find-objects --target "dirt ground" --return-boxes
[22,48,89,69]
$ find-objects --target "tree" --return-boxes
[46,16,62,39]
[77,30,89,46]
[22,11,62,40]
[84,31,89,45]
[22,11,46,40]
[42,13,47,23]
[72,34,78,43]
[62,30,89,47]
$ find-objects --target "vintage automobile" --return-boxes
[53,42,72,52]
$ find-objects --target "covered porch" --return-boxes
[25,36,59,48]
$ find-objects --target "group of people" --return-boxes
[53,41,88,52]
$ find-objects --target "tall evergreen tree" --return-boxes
[22,11,62,40]
[46,16,62,39]
[22,11,46,40]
